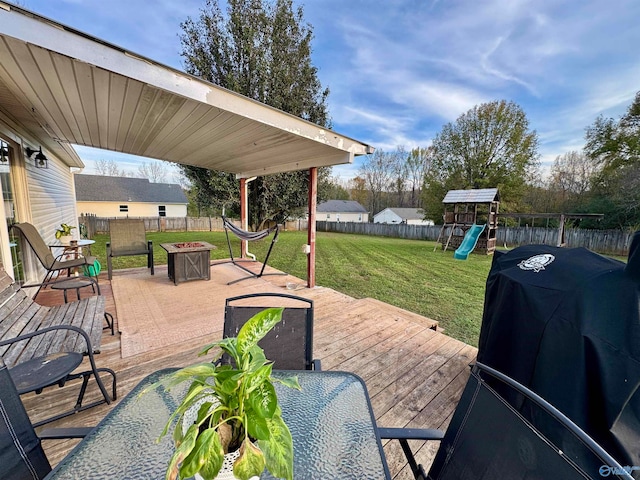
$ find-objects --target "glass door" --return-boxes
[0,139,23,283]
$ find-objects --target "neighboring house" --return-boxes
[317,200,368,223]
[374,207,434,225]
[75,175,188,218]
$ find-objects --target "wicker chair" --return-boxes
[106,219,154,280]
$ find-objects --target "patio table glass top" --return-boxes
[45,369,391,479]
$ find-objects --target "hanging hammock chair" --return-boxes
[217,215,287,285]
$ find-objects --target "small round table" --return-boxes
[50,276,100,303]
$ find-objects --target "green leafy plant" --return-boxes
[54,223,76,239]
[152,308,300,480]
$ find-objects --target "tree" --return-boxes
[178,0,330,228]
[321,176,350,201]
[584,92,640,228]
[547,151,597,212]
[359,149,396,216]
[585,92,640,174]
[422,100,539,220]
[137,161,168,183]
[406,146,433,208]
[347,176,368,208]
[95,159,126,177]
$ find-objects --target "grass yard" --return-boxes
[89,230,495,346]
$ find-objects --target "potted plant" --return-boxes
[55,223,76,244]
[151,307,299,480]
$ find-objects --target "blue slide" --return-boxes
[454,224,486,260]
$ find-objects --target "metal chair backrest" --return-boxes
[11,223,55,268]
[108,219,148,256]
[428,362,633,480]
[0,357,52,480]
[223,293,314,370]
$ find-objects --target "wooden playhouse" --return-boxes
[437,188,500,254]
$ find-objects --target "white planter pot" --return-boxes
[58,235,72,244]
[183,396,258,480]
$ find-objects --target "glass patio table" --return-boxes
[45,369,391,479]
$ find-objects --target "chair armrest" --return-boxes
[147,240,153,249]
[378,427,445,441]
[39,427,93,439]
[106,242,111,256]
[378,427,443,480]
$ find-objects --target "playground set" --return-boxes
[435,188,500,259]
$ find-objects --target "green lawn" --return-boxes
[90,231,495,346]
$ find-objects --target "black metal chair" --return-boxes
[0,357,92,480]
[106,219,154,280]
[11,223,98,300]
[0,324,117,428]
[223,293,320,370]
[379,362,633,480]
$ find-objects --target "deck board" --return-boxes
[27,262,477,477]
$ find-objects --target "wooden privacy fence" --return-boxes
[316,221,636,256]
[78,215,634,256]
[79,215,308,237]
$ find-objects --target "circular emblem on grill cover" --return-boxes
[518,253,555,272]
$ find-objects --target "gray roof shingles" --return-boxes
[74,174,188,203]
[317,200,367,213]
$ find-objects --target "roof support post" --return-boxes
[240,178,248,258]
[307,167,317,288]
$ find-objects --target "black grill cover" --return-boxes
[477,232,640,468]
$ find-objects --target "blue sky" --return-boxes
[20,0,640,182]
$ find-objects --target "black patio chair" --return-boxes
[222,293,320,370]
[11,222,98,300]
[0,324,117,428]
[106,218,154,280]
[0,356,92,480]
[379,362,633,480]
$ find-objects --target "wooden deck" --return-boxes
[28,262,477,479]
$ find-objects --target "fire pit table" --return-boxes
[160,241,216,285]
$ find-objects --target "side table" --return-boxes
[50,277,99,303]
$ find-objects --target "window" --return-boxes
[358,214,362,222]
[158,205,166,217]
[336,214,340,222]
[326,214,330,219]
[119,205,128,212]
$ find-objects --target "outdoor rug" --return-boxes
[111,263,279,358]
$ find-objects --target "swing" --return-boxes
[218,215,287,285]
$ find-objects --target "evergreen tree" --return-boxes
[179,0,330,227]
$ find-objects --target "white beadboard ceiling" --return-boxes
[0,3,373,178]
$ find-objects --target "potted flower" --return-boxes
[151,307,299,480]
[55,223,76,244]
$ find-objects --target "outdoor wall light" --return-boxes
[0,146,8,163]
[25,146,49,169]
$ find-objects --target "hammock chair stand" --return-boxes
[217,216,287,285]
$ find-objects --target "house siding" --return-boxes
[0,118,80,283]
[374,209,402,224]
[322,212,368,223]
[77,201,187,218]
